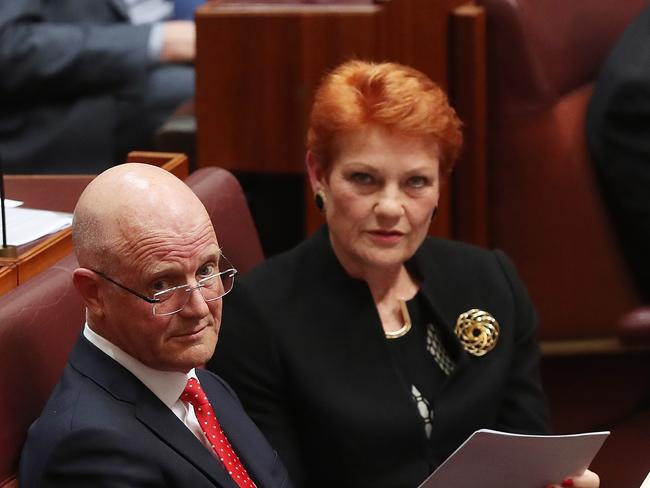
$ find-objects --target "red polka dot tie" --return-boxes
[181,378,256,488]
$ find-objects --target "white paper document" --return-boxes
[4,199,23,208]
[419,429,609,488]
[641,472,650,488]
[1,207,73,246]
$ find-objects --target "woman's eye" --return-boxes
[350,173,375,185]
[407,176,429,188]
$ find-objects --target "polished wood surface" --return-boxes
[449,5,488,246]
[196,3,378,173]
[195,0,485,241]
[0,230,72,286]
[4,175,95,212]
[3,153,188,213]
[0,152,190,291]
[0,266,17,295]
[126,151,190,180]
[0,176,76,285]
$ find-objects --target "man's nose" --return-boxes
[180,284,211,317]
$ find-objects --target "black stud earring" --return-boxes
[314,190,326,212]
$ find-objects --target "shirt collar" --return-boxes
[83,323,196,408]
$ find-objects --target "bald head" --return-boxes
[72,164,223,372]
[73,163,212,271]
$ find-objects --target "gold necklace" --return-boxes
[385,299,412,339]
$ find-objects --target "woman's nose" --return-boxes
[374,186,405,217]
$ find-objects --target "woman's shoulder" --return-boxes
[234,227,331,296]
[415,237,519,285]
[417,236,501,263]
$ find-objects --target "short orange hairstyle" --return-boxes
[307,60,463,175]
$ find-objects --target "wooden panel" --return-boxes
[126,151,190,180]
[449,4,488,246]
[0,152,189,288]
[4,153,188,213]
[196,0,477,239]
[378,0,462,89]
[196,0,469,174]
[5,175,94,213]
[196,4,379,173]
[0,266,18,295]
[12,231,71,283]
[0,230,72,285]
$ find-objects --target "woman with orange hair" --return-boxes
[209,60,599,488]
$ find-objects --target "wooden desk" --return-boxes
[0,152,190,289]
[0,265,17,295]
[126,151,190,180]
[195,0,486,240]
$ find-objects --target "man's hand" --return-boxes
[160,21,195,63]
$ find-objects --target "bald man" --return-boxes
[19,164,292,488]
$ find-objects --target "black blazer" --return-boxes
[20,335,292,488]
[209,227,550,488]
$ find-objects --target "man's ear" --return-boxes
[305,151,326,193]
[72,268,104,318]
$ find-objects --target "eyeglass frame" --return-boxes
[89,257,238,316]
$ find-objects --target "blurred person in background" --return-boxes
[587,5,650,305]
[0,0,195,173]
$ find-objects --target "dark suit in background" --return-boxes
[0,0,193,173]
[20,335,291,488]
[587,5,650,302]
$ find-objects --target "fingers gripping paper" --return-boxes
[419,429,609,488]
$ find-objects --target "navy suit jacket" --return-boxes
[20,335,292,488]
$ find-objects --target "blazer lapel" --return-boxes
[412,250,471,379]
[70,335,237,488]
[410,242,502,452]
[135,391,238,488]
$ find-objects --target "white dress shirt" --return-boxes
[123,0,173,24]
[83,323,217,456]
[121,0,174,63]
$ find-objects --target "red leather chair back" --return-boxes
[478,2,650,486]
[484,0,648,118]
[185,166,264,273]
[0,254,83,487]
[479,0,647,340]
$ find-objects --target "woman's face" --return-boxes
[310,125,440,276]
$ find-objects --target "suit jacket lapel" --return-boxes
[70,335,237,488]
[409,242,499,451]
[409,245,470,378]
[135,390,238,488]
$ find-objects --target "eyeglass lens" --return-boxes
[153,257,236,316]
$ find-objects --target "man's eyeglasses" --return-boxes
[90,255,237,316]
